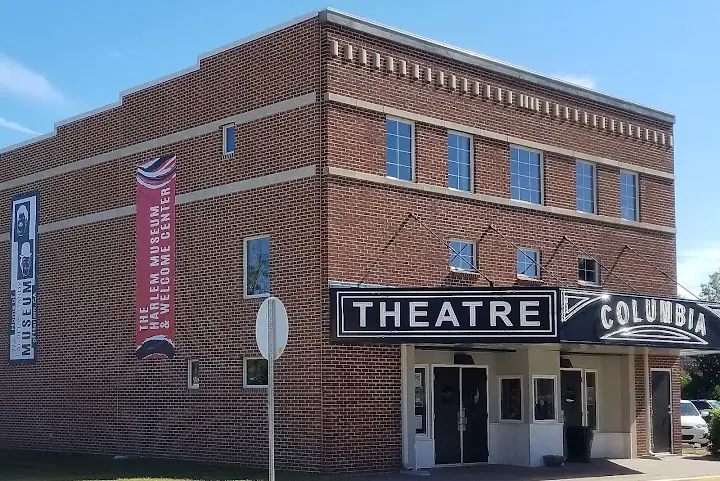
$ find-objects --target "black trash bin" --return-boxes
[565,426,594,462]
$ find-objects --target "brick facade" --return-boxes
[0,10,681,474]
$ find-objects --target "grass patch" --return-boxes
[0,451,341,481]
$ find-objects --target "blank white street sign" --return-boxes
[256,297,289,360]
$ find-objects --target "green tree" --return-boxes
[684,269,720,399]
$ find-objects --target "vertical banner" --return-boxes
[135,154,177,360]
[9,192,38,364]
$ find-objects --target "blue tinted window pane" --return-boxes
[399,136,411,152]
[399,152,412,168]
[225,126,235,153]
[576,161,595,214]
[386,162,399,179]
[620,172,637,220]
[517,249,539,279]
[398,122,411,137]
[458,177,470,192]
[246,237,270,296]
[448,134,471,192]
[449,241,474,270]
[399,166,412,181]
[387,119,398,135]
[386,133,397,150]
[387,120,413,180]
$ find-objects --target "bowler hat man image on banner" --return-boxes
[14,203,29,241]
[18,241,34,280]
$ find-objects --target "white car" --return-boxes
[682,400,709,446]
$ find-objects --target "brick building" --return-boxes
[1,8,718,474]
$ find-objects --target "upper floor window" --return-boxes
[510,147,542,204]
[517,249,540,279]
[386,119,413,181]
[223,124,235,155]
[578,256,599,285]
[449,240,475,272]
[576,161,596,214]
[448,133,472,192]
[620,171,638,221]
[244,235,270,298]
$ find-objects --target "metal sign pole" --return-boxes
[267,298,276,481]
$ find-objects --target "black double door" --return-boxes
[651,370,672,453]
[433,367,488,465]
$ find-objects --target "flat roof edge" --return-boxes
[319,9,675,124]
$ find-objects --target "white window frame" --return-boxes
[619,170,639,221]
[385,116,416,182]
[575,160,597,215]
[222,123,236,155]
[585,369,599,431]
[187,359,200,390]
[498,375,524,423]
[447,131,474,193]
[243,235,271,299]
[532,375,558,423]
[517,248,541,280]
[244,356,269,389]
[578,255,600,286]
[414,364,431,438]
[449,239,476,272]
[509,145,544,206]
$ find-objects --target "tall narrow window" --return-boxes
[449,240,475,271]
[517,249,540,279]
[244,236,270,298]
[510,147,542,204]
[500,376,523,421]
[386,119,413,181]
[620,171,638,220]
[586,370,598,430]
[533,376,557,422]
[223,124,235,155]
[187,360,200,389]
[448,133,472,192]
[576,161,596,214]
[415,367,428,435]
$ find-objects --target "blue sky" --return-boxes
[0,0,716,296]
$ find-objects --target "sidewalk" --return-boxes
[350,455,720,481]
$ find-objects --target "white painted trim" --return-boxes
[325,93,675,181]
[1,11,320,154]
[531,375,559,423]
[243,356,269,389]
[0,92,317,191]
[187,359,200,390]
[0,165,317,243]
[243,235,271,300]
[498,375,524,422]
[447,130,474,193]
[324,166,676,234]
[385,116,416,182]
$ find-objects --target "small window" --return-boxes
[448,133,472,192]
[620,171,638,221]
[244,236,270,298]
[585,370,597,430]
[510,146,542,204]
[533,376,557,422]
[245,357,269,388]
[187,359,200,389]
[449,240,475,271]
[223,124,235,155]
[500,376,523,421]
[576,161,596,214]
[578,256,599,285]
[517,249,540,279]
[415,367,428,435]
[386,119,413,181]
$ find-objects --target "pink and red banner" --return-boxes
[135,154,177,360]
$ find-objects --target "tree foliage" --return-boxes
[682,269,720,399]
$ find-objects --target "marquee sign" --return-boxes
[560,290,720,348]
[331,287,558,343]
[329,286,720,349]
[9,192,38,364]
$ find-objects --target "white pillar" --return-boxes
[401,344,417,470]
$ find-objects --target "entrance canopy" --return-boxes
[330,287,720,351]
